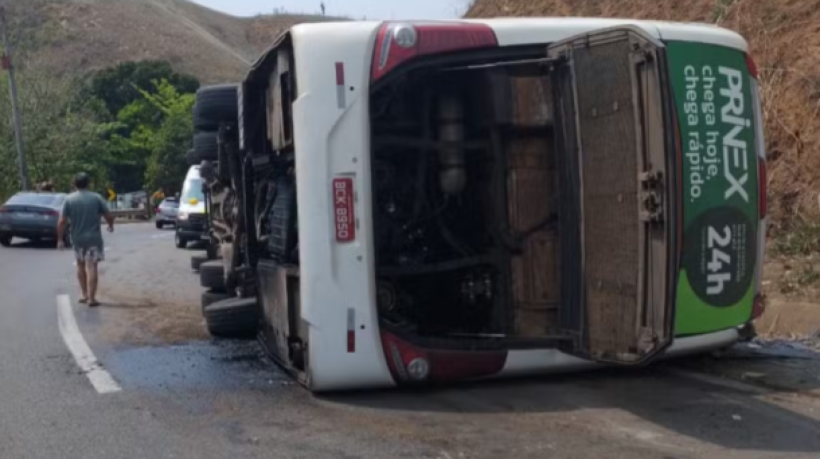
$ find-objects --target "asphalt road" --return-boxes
[2,223,820,459]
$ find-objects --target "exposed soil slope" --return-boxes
[1,0,339,83]
[466,0,820,234]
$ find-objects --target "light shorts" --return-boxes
[74,245,105,263]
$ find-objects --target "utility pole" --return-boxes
[0,7,29,191]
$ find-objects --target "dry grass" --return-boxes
[1,0,340,84]
[466,0,820,240]
[466,0,820,331]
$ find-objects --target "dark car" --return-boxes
[155,197,179,229]
[0,192,68,247]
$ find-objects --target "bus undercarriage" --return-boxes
[194,26,677,386]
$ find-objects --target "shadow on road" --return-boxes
[322,364,820,454]
[1,238,60,250]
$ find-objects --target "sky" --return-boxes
[189,0,466,20]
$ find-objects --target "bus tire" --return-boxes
[204,297,258,339]
[201,289,232,311]
[193,84,238,131]
[175,230,188,249]
[186,148,200,166]
[206,242,219,260]
[191,254,209,271]
[193,131,219,162]
[200,260,226,291]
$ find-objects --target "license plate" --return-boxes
[333,177,356,243]
[17,212,35,219]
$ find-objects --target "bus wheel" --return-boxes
[193,131,219,162]
[191,254,209,271]
[200,260,226,292]
[193,84,238,131]
[206,241,220,260]
[201,289,232,313]
[204,297,258,339]
[175,231,188,249]
[185,149,200,166]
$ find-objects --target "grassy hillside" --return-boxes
[466,0,820,239]
[0,0,339,84]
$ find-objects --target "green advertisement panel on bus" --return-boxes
[666,42,759,336]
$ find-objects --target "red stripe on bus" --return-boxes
[335,62,344,86]
[347,330,356,353]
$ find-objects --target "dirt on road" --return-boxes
[758,255,820,338]
[97,227,209,346]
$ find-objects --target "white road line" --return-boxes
[56,294,122,394]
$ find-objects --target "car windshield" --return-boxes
[181,179,205,203]
[5,194,64,207]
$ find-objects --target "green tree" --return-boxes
[88,62,199,194]
[114,79,195,194]
[0,60,198,203]
[87,60,199,117]
[0,66,109,200]
[144,81,196,194]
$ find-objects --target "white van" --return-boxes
[175,165,207,248]
[199,18,767,392]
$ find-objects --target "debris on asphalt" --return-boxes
[713,338,820,361]
[741,372,767,381]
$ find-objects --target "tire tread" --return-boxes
[203,297,258,338]
[200,260,225,290]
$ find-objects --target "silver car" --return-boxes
[155,197,179,229]
[0,192,68,247]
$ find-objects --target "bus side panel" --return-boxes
[290,24,395,391]
[665,41,759,336]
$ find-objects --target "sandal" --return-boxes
[78,298,89,304]
[89,300,100,307]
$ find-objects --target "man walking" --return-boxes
[57,173,115,307]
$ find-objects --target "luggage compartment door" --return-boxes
[549,26,676,365]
